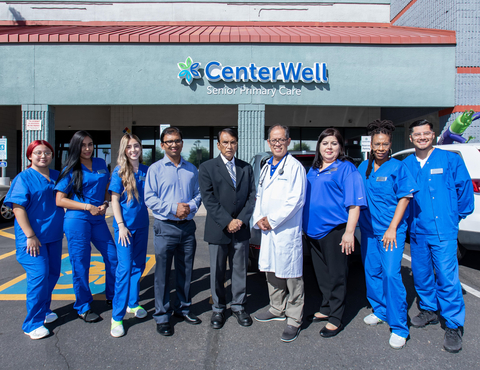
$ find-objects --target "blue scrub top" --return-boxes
[403,148,474,240]
[358,158,418,237]
[108,164,149,230]
[54,157,110,220]
[303,159,367,240]
[5,167,64,246]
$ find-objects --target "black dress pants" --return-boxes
[306,223,348,327]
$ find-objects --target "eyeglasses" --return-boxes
[162,139,183,146]
[33,151,53,157]
[220,141,238,147]
[411,131,434,139]
[269,138,288,145]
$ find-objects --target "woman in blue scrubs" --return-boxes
[109,134,149,337]
[358,120,418,350]
[55,131,117,323]
[303,128,366,338]
[5,140,64,339]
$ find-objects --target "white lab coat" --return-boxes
[252,154,306,278]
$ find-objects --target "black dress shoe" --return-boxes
[211,312,225,329]
[307,313,329,323]
[173,312,202,325]
[232,310,253,327]
[105,300,112,308]
[78,309,101,323]
[156,322,173,336]
[320,323,343,338]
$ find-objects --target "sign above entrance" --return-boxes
[205,61,328,84]
[177,56,328,86]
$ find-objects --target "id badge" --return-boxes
[431,168,443,175]
[97,169,107,174]
[376,177,387,182]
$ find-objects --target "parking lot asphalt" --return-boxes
[1,215,480,370]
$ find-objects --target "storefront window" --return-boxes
[133,126,211,168]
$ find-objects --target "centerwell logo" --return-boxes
[177,57,328,85]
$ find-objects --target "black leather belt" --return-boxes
[162,219,190,225]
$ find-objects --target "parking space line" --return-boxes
[0,230,15,239]
[0,253,156,301]
[0,250,16,260]
[0,273,27,294]
[402,253,480,299]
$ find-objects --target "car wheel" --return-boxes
[457,242,467,261]
[0,199,14,222]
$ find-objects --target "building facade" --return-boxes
[0,0,468,179]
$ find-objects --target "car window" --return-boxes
[292,155,314,173]
[260,156,271,168]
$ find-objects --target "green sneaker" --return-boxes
[110,319,124,338]
[127,306,147,319]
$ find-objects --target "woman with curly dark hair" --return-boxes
[358,120,418,349]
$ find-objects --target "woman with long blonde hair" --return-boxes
[109,134,150,337]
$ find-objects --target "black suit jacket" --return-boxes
[199,155,256,244]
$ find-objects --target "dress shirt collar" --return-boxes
[220,153,235,167]
[161,154,186,167]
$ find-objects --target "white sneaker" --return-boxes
[44,312,58,324]
[127,306,147,319]
[363,313,384,326]
[110,319,125,338]
[24,325,49,340]
[389,333,406,349]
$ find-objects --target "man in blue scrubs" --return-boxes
[145,127,202,337]
[404,119,474,353]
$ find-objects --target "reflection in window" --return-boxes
[182,139,209,167]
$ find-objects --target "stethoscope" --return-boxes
[259,154,288,187]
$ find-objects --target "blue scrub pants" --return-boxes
[361,231,408,338]
[410,234,464,329]
[16,239,62,333]
[112,227,149,321]
[64,218,118,315]
[152,219,196,324]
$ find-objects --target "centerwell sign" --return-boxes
[177,57,328,85]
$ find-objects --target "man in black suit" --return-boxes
[199,128,256,329]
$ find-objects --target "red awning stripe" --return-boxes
[0,23,456,44]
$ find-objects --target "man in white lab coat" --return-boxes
[253,124,307,343]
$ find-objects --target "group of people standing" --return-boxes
[5,120,474,354]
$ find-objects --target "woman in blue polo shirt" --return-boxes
[5,140,64,339]
[358,120,418,350]
[303,128,366,338]
[55,131,117,323]
[109,134,149,338]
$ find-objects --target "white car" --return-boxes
[392,143,480,259]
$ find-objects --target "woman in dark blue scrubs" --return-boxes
[303,128,366,338]
[5,140,64,339]
[358,120,418,350]
[109,134,149,338]
[55,131,117,323]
